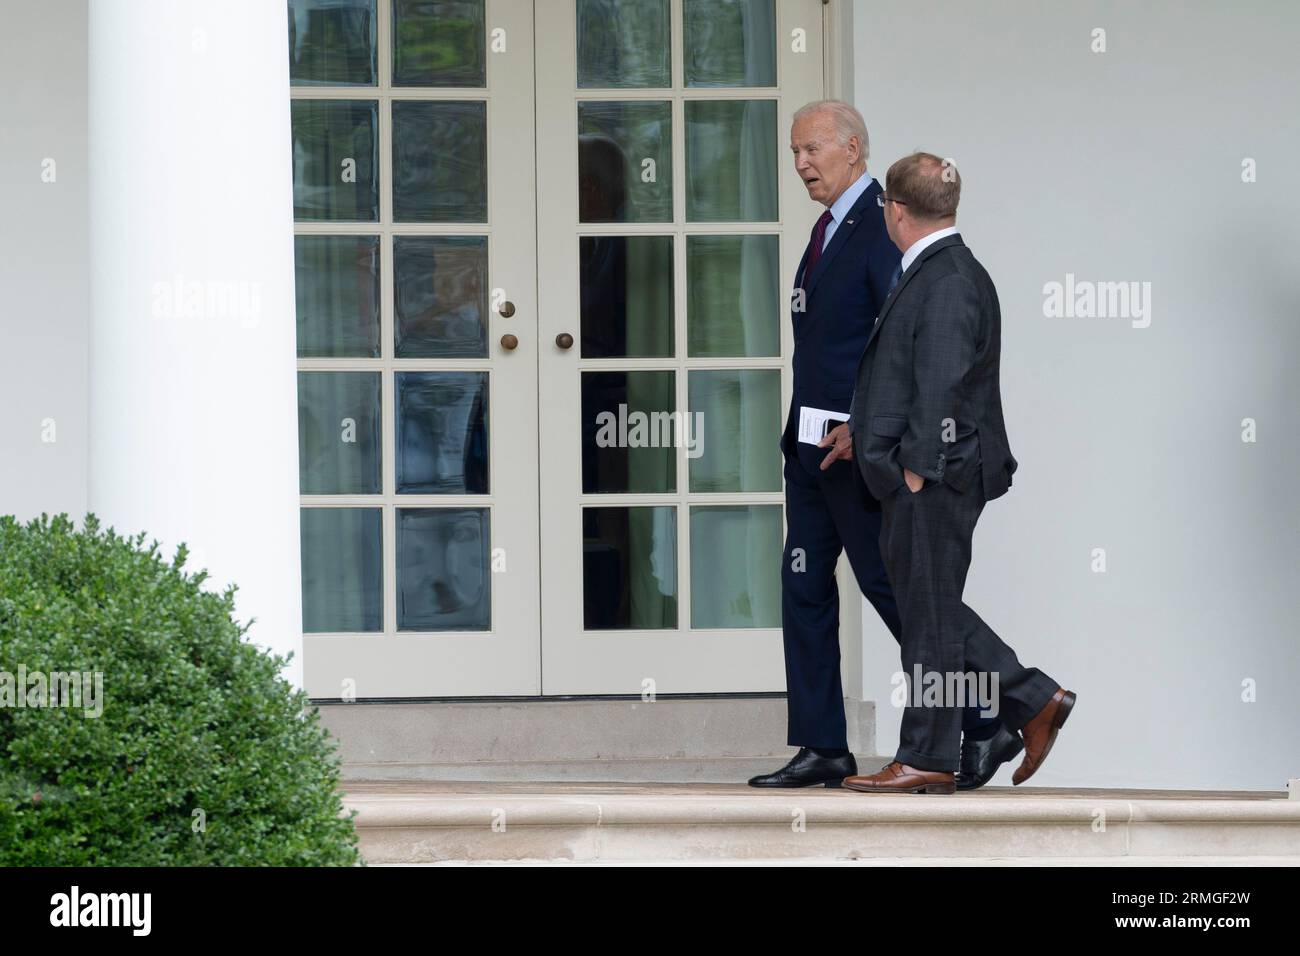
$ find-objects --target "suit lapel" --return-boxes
[862,233,964,352]
[801,178,881,298]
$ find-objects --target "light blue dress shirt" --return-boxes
[821,170,874,251]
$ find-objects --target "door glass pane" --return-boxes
[687,234,779,357]
[583,506,677,629]
[580,235,673,358]
[394,236,488,357]
[581,370,676,493]
[687,369,781,492]
[295,235,381,358]
[298,371,382,494]
[690,505,781,628]
[288,0,377,86]
[397,508,491,630]
[291,100,379,221]
[578,101,673,223]
[393,100,487,222]
[683,0,776,88]
[301,507,383,632]
[576,0,670,89]
[392,0,486,87]
[685,99,777,222]
[396,371,489,494]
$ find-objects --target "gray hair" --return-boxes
[792,99,870,165]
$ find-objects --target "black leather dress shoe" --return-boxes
[748,747,858,788]
[954,723,1024,791]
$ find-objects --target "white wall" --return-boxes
[854,0,1300,789]
[0,0,88,521]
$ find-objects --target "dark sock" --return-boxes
[811,746,850,758]
[963,721,1001,742]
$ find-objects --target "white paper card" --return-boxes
[797,406,849,444]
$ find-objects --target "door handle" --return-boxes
[555,332,574,350]
[500,333,519,351]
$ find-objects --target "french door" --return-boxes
[293,0,823,699]
[536,0,823,694]
[294,0,540,697]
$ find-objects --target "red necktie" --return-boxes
[801,210,834,289]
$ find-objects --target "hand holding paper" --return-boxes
[816,422,853,470]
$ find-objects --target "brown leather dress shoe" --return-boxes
[842,761,955,794]
[1012,687,1077,785]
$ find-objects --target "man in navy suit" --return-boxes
[749,102,1016,789]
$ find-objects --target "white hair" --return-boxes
[792,99,870,166]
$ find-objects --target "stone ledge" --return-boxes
[347,793,1300,829]
[341,783,1300,863]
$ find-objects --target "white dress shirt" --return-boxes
[900,224,960,273]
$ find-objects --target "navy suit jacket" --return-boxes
[781,177,902,477]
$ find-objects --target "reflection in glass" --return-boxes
[581,371,676,494]
[580,236,673,358]
[295,235,381,358]
[393,100,487,222]
[690,505,781,628]
[683,0,776,87]
[687,235,779,357]
[397,508,491,630]
[396,372,489,494]
[576,0,670,88]
[685,100,777,222]
[688,369,781,492]
[394,236,488,358]
[392,0,486,87]
[301,507,383,632]
[583,507,677,629]
[288,0,377,86]
[578,101,672,223]
[291,100,379,221]
[298,372,382,494]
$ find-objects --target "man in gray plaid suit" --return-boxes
[841,152,1076,794]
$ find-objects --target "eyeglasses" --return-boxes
[877,194,907,207]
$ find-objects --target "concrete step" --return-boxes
[342,781,1300,864]
[339,754,890,782]
[317,697,876,781]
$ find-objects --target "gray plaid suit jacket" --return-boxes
[849,233,1017,502]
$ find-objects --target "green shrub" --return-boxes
[0,513,361,865]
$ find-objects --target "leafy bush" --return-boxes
[0,513,360,865]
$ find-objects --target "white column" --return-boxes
[87,0,303,687]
